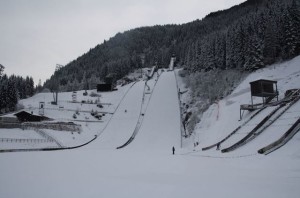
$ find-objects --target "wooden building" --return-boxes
[240,79,278,120]
[14,111,50,122]
[97,84,113,92]
[250,79,278,105]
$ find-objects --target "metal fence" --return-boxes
[0,138,53,143]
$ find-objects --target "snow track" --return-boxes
[86,70,181,151]
[125,71,181,151]
[96,82,137,137]
[85,81,144,149]
[116,73,160,149]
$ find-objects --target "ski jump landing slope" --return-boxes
[85,80,145,149]
[126,71,181,151]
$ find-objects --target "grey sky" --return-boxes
[0,0,246,85]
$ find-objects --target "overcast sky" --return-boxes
[0,0,246,85]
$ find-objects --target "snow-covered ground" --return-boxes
[0,81,136,149]
[1,56,300,198]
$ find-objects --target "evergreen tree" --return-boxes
[0,71,35,112]
[0,64,4,77]
[0,75,8,111]
[7,78,18,111]
[244,34,264,71]
[89,74,99,90]
[36,79,43,93]
[263,15,279,64]
[287,0,300,55]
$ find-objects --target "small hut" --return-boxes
[97,73,117,92]
[240,79,278,120]
[250,79,278,105]
[97,84,113,92]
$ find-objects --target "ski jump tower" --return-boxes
[169,55,176,71]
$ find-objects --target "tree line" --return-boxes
[40,0,299,91]
[184,0,300,72]
[0,65,35,113]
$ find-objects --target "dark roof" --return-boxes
[250,79,278,98]
[250,79,277,84]
[14,111,50,122]
[97,84,112,92]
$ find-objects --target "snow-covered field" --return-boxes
[1,57,300,198]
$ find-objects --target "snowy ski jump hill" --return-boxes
[1,56,300,198]
[190,56,300,158]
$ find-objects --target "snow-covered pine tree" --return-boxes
[288,0,300,55]
[0,75,8,112]
[7,78,18,111]
[72,78,79,91]
[282,1,300,59]
[244,34,264,71]
[81,71,88,91]
[214,32,226,69]
[17,76,26,99]
[225,28,235,69]
[36,79,43,93]
[0,64,4,77]
[202,36,216,71]
[25,76,35,97]
[25,76,30,97]
[89,74,99,90]
[263,13,279,64]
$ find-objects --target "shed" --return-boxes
[250,79,278,105]
[14,111,50,122]
[97,84,113,92]
[240,79,279,120]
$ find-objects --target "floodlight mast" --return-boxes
[52,64,63,105]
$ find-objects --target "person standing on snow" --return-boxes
[172,146,175,155]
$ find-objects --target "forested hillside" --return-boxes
[0,65,35,113]
[44,0,300,91]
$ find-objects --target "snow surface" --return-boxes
[1,56,300,198]
[126,71,181,151]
